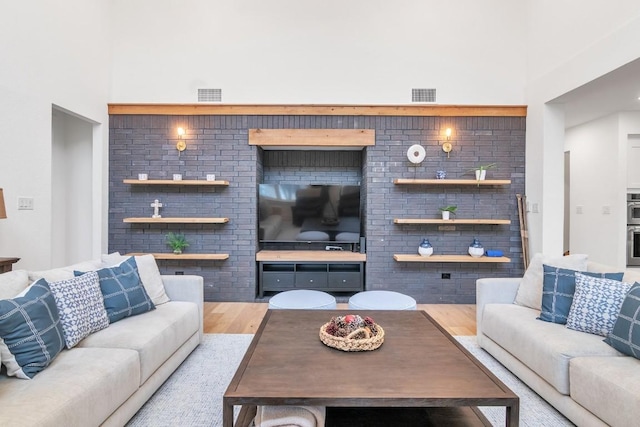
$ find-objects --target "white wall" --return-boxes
[565,112,640,267]
[0,1,111,270]
[524,3,640,255]
[110,0,527,104]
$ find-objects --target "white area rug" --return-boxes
[127,334,574,426]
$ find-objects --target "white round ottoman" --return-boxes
[268,289,337,310]
[348,290,417,310]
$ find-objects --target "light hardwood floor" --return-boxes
[203,302,477,336]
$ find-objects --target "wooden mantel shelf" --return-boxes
[123,217,229,224]
[257,250,366,262]
[393,254,511,263]
[128,253,229,260]
[394,179,511,186]
[394,219,511,225]
[249,129,374,148]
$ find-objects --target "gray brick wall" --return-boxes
[109,114,525,303]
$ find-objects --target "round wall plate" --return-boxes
[442,142,452,153]
[407,144,426,164]
[176,140,187,152]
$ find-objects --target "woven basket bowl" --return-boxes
[319,322,385,352]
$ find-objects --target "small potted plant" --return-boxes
[166,232,189,254]
[439,205,457,220]
[468,163,497,181]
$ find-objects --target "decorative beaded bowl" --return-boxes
[319,315,385,352]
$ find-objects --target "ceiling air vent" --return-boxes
[198,88,222,102]
[412,88,437,103]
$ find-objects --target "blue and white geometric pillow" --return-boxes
[48,271,110,348]
[605,282,640,358]
[566,273,631,337]
[0,280,66,379]
[77,256,155,323]
[539,265,624,324]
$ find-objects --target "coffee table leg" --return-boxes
[506,401,520,427]
[223,400,233,427]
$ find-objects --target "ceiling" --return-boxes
[552,57,640,128]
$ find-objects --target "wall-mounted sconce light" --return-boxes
[176,127,187,155]
[441,128,453,158]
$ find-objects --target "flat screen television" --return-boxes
[258,184,361,243]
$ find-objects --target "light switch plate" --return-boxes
[18,197,34,210]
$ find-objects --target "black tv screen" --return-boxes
[258,184,361,243]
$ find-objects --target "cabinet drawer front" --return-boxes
[328,272,361,288]
[263,272,295,288]
[295,273,327,287]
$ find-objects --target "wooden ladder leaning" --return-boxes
[516,194,530,270]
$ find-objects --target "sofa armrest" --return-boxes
[161,275,204,341]
[476,277,521,339]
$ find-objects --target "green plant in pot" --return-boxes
[439,205,457,220]
[467,163,496,181]
[166,232,189,254]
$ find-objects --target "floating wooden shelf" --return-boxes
[123,179,229,186]
[256,250,366,262]
[393,254,511,263]
[123,217,229,224]
[394,218,511,225]
[128,253,229,260]
[394,179,511,186]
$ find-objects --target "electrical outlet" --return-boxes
[17,197,34,210]
[602,205,611,215]
[576,205,583,214]
[441,273,451,279]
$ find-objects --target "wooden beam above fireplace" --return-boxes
[248,128,375,148]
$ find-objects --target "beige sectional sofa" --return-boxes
[476,258,640,427]
[0,256,203,427]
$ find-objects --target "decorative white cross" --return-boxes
[150,199,163,218]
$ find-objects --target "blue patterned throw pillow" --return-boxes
[48,271,109,348]
[539,265,624,324]
[0,280,65,379]
[605,282,640,358]
[76,256,154,323]
[566,273,631,336]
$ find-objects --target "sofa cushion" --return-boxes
[566,273,631,337]
[514,253,588,310]
[47,273,109,348]
[539,265,624,324]
[77,301,199,384]
[482,303,623,395]
[0,270,30,299]
[0,347,140,426]
[605,282,640,358]
[0,280,65,379]
[570,356,640,427]
[78,256,155,323]
[101,253,170,305]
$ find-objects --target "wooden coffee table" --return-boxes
[223,310,519,426]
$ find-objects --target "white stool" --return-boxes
[268,289,337,310]
[348,290,417,310]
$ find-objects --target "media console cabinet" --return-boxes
[256,250,366,298]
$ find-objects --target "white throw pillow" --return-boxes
[101,253,170,305]
[514,253,588,310]
[0,270,30,299]
[28,259,102,283]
